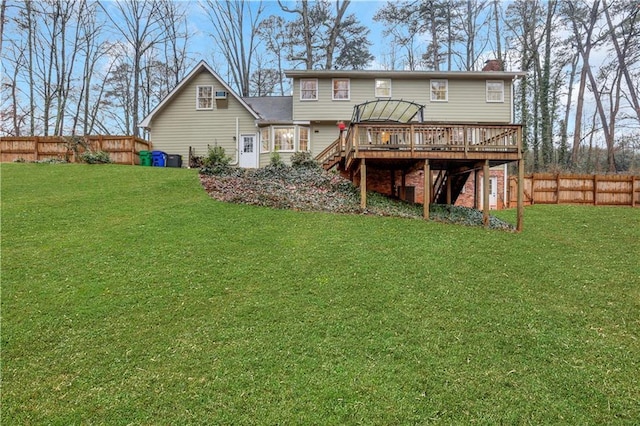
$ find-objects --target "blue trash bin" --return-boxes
[151,150,167,167]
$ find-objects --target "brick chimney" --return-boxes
[482,59,503,71]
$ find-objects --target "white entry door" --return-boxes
[489,176,498,209]
[239,134,258,168]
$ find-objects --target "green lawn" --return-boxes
[2,163,639,424]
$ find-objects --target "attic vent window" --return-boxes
[196,85,213,110]
[215,91,227,100]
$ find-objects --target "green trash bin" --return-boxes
[139,150,151,166]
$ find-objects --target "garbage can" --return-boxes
[139,150,152,166]
[151,150,167,167]
[167,154,182,168]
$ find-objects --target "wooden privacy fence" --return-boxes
[509,173,640,207]
[0,135,152,165]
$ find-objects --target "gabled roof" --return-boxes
[139,60,260,128]
[242,96,293,123]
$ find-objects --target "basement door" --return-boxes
[489,176,498,209]
[239,134,258,168]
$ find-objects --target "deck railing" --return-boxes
[318,123,522,170]
[352,123,521,154]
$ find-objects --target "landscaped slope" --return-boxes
[200,163,514,230]
[2,163,639,424]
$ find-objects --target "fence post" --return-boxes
[131,136,135,165]
[632,176,636,207]
[530,174,535,205]
[34,136,39,161]
[593,174,598,206]
[556,173,561,204]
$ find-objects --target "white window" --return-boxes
[375,79,391,97]
[332,78,350,100]
[430,79,448,102]
[300,79,318,101]
[260,127,270,153]
[274,127,295,152]
[486,80,504,102]
[196,85,213,110]
[298,127,309,151]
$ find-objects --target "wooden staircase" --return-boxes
[432,168,472,205]
[317,137,343,171]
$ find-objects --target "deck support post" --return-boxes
[423,160,430,220]
[517,158,524,232]
[483,160,490,228]
[446,171,452,205]
[474,169,480,209]
[360,159,367,210]
[390,168,396,198]
[400,170,407,201]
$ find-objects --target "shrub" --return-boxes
[269,152,286,168]
[290,151,318,169]
[204,146,230,167]
[200,146,236,175]
[80,150,111,164]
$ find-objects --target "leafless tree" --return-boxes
[99,0,166,136]
[201,0,265,97]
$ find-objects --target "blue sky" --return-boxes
[186,0,391,69]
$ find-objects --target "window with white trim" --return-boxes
[300,79,318,100]
[260,127,270,153]
[332,78,350,100]
[299,127,309,151]
[274,127,295,152]
[375,79,391,97]
[196,85,213,110]
[430,80,448,101]
[486,80,504,102]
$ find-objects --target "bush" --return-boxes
[269,152,286,168]
[204,146,230,167]
[200,146,236,175]
[80,150,111,164]
[290,151,318,169]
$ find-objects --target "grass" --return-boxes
[2,163,639,424]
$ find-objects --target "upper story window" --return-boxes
[430,80,448,101]
[486,80,504,102]
[196,85,213,110]
[375,79,391,97]
[332,78,350,100]
[300,79,318,101]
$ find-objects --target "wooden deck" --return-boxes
[318,123,522,169]
[317,122,525,231]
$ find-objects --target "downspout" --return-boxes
[511,77,515,124]
[230,116,239,165]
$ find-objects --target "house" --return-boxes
[139,60,525,217]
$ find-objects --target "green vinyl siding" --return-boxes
[148,70,257,165]
[428,79,512,123]
[292,77,513,124]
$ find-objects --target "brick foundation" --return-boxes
[342,165,507,209]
